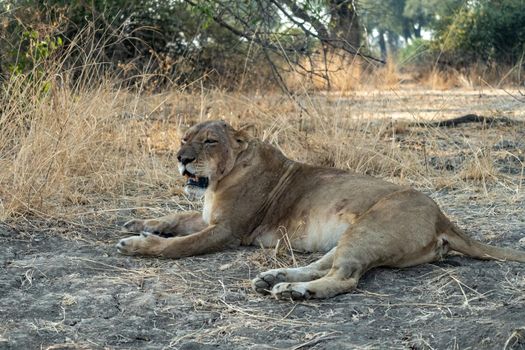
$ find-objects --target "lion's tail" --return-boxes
[446,225,525,263]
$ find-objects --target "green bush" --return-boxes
[1,0,274,89]
[398,38,433,67]
[433,0,525,66]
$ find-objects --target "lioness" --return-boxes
[117,120,525,300]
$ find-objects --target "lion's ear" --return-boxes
[237,122,256,138]
[234,129,250,148]
[229,122,253,149]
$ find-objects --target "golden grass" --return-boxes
[0,74,180,219]
[284,49,525,92]
[284,53,403,91]
[1,50,524,222]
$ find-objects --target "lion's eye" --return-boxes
[204,139,218,145]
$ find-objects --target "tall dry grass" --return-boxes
[0,27,185,220]
[284,49,525,92]
[0,76,179,219]
[1,35,523,223]
[284,53,404,91]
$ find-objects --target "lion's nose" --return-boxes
[177,154,195,165]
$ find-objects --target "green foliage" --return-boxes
[434,0,525,65]
[359,0,425,58]
[1,0,268,87]
[398,37,432,66]
[6,28,63,95]
[404,0,464,31]
[9,30,63,74]
[361,0,525,67]
[2,0,524,87]
[360,0,406,35]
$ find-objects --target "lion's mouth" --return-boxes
[183,170,209,189]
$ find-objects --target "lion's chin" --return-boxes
[184,184,207,200]
[180,168,209,200]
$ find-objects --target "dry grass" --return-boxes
[1,44,524,223]
[284,53,403,91]
[284,49,525,93]
[285,53,365,91]
[0,71,207,220]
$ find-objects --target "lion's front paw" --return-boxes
[271,282,312,300]
[252,270,287,295]
[116,232,165,256]
[123,219,173,237]
[123,219,146,233]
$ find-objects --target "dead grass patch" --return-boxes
[1,54,524,223]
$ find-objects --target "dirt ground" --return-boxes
[2,90,525,350]
[2,190,525,350]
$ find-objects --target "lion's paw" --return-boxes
[116,232,164,256]
[271,282,312,300]
[123,219,172,237]
[251,270,287,295]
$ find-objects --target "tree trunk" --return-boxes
[378,29,387,60]
[328,0,360,49]
[386,30,398,57]
[414,24,421,39]
[402,19,412,43]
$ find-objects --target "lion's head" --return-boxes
[177,120,248,197]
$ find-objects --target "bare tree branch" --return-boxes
[184,0,384,64]
[271,0,384,64]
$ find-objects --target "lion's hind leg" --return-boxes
[252,248,335,295]
[271,276,359,300]
[271,190,447,300]
[270,253,363,300]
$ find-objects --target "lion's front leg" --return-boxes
[123,211,207,237]
[116,225,240,258]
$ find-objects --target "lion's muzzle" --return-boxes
[183,169,209,189]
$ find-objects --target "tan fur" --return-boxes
[117,120,525,300]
